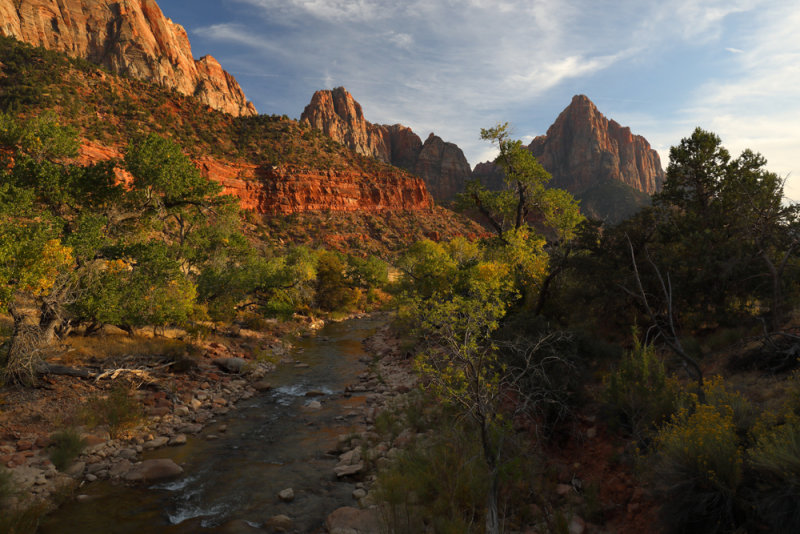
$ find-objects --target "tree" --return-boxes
[458,123,584,312]
[651,128,800,330]
[399,237,572,534]
[0,117,247,383]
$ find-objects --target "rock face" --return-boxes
[301,87,471,202]
[77,143,433,214]
[196,157,432,214]
[528,94,664,195]
[0,0,256,116]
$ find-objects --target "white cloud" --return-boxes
[195,0,795,182]
[233,0,385,23]
[387,31,413,50]
[681,3,800,196]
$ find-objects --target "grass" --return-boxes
[82,383,144,439]
[48,428,87,471]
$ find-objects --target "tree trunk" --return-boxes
[4,294,60,385]
[480,419,501,534]
[485,467,500,534]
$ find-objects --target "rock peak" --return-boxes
[529,95,664,195]
[301,87,471,201]
[0,0,257,116]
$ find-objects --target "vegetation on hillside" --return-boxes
[0,35,402,174]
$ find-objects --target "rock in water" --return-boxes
[325,507,380,534]
[124,458,183,483]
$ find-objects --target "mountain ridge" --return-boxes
[0,0,257,117]
[301,87,472,202]
[529,94,664,195]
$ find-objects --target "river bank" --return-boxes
[0,312,424,533]
[0,314,356,517]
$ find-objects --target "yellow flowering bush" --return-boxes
[650,403,743,533]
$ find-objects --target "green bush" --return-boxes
[748,420,800,532]
[82,383,144,438]
[315,251,359,312]
[48,428,87,471]
[650,403,743,534]
[0,466,13,505]
[704,376,757,436]
[376,426,488,534]
[603,336,682,439]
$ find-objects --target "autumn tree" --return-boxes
[459,123,584,312]
[399,237,574,534]
[0,117,249,383]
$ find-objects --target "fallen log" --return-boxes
[35,362,92,378]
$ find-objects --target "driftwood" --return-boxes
[35,362,92,378]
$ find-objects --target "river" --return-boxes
[38,316,383,534]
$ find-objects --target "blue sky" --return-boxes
[157,0,800,199]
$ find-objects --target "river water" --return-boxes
[38,317,382,534]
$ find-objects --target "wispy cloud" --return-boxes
[191,0,795,184]
[680,3,800,195]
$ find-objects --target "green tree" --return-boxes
[459,123,584,313]
[0,117,247,383]
[399,237,567,534]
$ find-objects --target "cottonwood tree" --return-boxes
[0,117,247,383]
[400,237,575,534]
[459,123,583,312]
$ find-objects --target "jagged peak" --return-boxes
[301,88,472,202]
[0,0,256,116]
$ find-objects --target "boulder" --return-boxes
[124,458,183,483]
[264,514,293,532]
[213,357,247,374]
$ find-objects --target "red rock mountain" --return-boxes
[301,87,471,202]
[77,141,433,215]
[0,0,256,116]
[528,95,664,195]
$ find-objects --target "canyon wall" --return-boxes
[78,142,433,214]
[0,0,256,116]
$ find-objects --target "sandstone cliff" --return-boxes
[78,142,433,214]
[528,94,664,195]
[301,87,471,202]
[0,0,256,116]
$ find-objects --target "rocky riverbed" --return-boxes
[0,313,422,533]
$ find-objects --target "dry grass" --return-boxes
[57,330,189,367]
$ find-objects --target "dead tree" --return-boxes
[624,236,705,401]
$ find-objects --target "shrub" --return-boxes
[603,336,682,439]
[0,500,49,534]
[703,376,757,436]
[82,383,144,438]
[376,426,488,534]
[650,404,743,533]
[748,420,800,532]
[0,466,13,505]
[48,428,87,471]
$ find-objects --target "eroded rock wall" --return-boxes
[0,0,256,116]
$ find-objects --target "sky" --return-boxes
[157,0,800,199]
